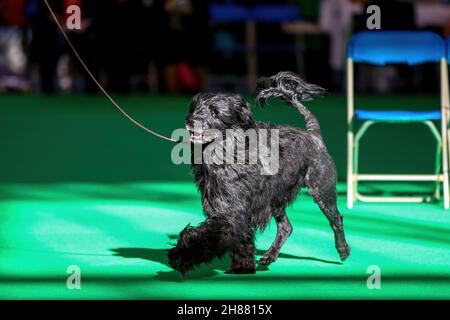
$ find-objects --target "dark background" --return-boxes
[0,0,449,183]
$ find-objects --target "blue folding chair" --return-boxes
[347,31,449,209]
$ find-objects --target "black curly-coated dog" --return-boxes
[168,71,350,274]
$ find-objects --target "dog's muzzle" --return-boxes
[186,125,218,144]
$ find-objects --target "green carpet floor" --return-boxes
[0,94,449,299]
[0,182,449,299]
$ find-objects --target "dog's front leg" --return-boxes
[259,213,292,266]
[167,218,229,274]
[226,232,256,274]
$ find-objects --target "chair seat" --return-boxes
[355,110,441,121]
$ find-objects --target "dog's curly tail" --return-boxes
[255,71,325,136]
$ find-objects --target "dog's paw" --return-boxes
[258,253,278,266]
[225,266,256,274]
[226,258,256,274]
[167,248,181,270]
[337,244,351,261]
[167,248,190,274]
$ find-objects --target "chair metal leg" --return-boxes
[447,127,450,208]
[353,121,443,205]
[442,141,449,209]
[347,59,354,209]
[353,121,374,204]
[441,58,450,209]
[353,137,358,202]
[440,114,450,209]
[347,130,354,209]
[433,140,442,200]
[423,120,443,202]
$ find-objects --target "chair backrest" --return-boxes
[210,4,300,24]
[210,4,250,23]
[347,31,445,65]
[250,4,300,23]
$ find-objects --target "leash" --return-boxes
[43,0,178,143]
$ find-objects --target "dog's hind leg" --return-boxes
[306,160,351,261]
[258,213,292,266]
[316,198,350,261]
[227,231,256,274]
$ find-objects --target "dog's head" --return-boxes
[185,93,255,144]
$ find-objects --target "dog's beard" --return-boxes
[189,133,216,144]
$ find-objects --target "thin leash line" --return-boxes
[43,0,178,143]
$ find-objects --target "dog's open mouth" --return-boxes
[186,125,218,144]
[190,134,211,144]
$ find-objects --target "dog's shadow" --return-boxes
[110,235,341,281]
[110,247,228,281]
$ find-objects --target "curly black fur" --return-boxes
[167,71,350,275]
